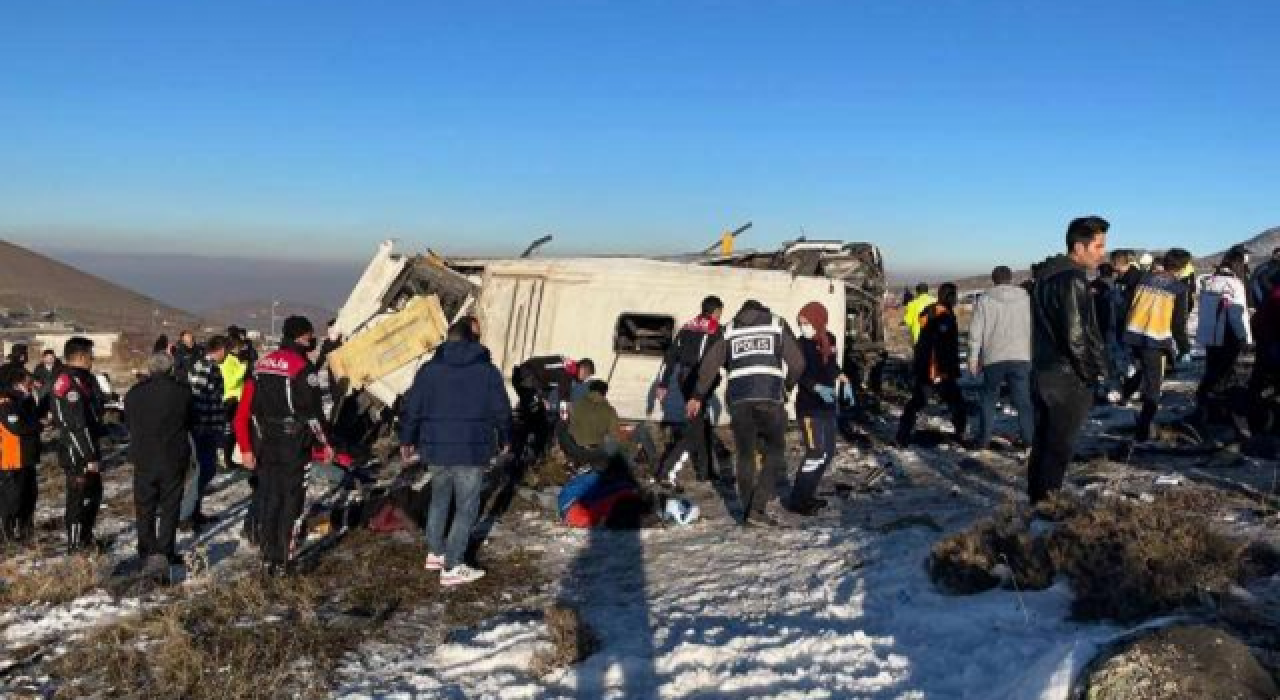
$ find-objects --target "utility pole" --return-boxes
[270,300,280,344]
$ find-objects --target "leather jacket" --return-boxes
[1031,255,1107,384]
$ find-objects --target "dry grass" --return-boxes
[0,552,105,607]
[929,493,1250,624]
[529,604,598,678]
[46,531,546,699]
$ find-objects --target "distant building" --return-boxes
[2,332,120,360]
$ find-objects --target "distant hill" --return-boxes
[0,239,199,335]
[200,300,337,337]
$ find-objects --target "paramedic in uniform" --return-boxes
[234,316,334,577]
[688,300,805,527]
[51,337,107,552]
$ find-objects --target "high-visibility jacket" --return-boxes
[904,293,936,343]
[220,354,247,402]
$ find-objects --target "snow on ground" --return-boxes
[334,441,1129,700]
[5,359,1277,698]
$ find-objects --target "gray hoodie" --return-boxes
[969,284,1032,367]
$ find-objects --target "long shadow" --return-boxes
[559,523,659,698]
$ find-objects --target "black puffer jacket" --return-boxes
[1031,254,1107,384]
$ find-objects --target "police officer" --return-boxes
[51,337,106,552]
[655,295,724,484]
[688,300,805,527]
[235,316,333,577]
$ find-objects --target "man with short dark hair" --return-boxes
[181,335,228,528]
[690,300,805,527]
[32,348,63,413]
[655,295,725,483]
[400,320,511,586]
[1121,249,1192,443]
[124,353,194,580]
[234,317,333,577]
[1027,217,1109,503]
[51,336,106,552]
[968,266,1034,451]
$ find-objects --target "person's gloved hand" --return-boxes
[840,383,855,405]
[814,385,837,404]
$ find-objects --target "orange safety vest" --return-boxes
[0,421,25,470]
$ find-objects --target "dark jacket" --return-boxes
[913,303,961,383]
[1,390,42,469]
[1115,265,1145,340]
[795,332,841,414]
[400,341,512,467]
[694,304,806,405]
[234,342,331,466]
[124,374,194,473]
[51,367,106,475]
[33,359,63,391]
[1089,277,1117,341]
[173,343,202,384]
[516,355,579,399]
[659,314,723,397]
[187,356,226,437]
[1031,255,1108,385]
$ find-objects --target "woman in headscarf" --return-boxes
[788,301,849,516]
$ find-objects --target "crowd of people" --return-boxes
[899,217,1280,505]
[3,216,1279,589]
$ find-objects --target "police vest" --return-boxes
[724,317,786,405]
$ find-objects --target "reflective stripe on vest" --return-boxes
[724,316,785,404]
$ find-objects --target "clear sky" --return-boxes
[2,1,1277,276]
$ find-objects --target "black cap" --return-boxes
[281,316,314,342]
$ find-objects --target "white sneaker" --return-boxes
[424,553,445,571]
[440,564,486,587]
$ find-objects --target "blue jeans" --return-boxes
[975,361,1035,448]
[180,433,221,521]
[426,465,486,570]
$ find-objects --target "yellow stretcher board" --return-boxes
[327,295,449,390]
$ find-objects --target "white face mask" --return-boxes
[798,323,816,339]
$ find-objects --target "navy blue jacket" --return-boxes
[399,341,512,467]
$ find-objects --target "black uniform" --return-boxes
[511,355,578,462]
[896,303,968,446]
[657,314,723,482]
[241,342,331,569]
[695,303,805,524]
[124,374,193,562]
[0,389,41,542]
[1028,255,1107,504]
[51,367,106,550]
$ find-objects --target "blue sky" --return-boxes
[2,1,1277,276]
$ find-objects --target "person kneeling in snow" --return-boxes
[400,320,511,587]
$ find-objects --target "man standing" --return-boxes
[400,321,511,586]
[173,330,201,384]
[689,300,805,527]
[124,353,193,580]
[1121,249,1192,443]
[903,283,935,346]
[234,317,333,577]
[896,283,967,447]
[181,335,227,528]
[1195,249,1252,423]
[1027,217,1109,504]
[0,366,41,544]
[220,336,249,467]
[655,295,724,484]
[968,266,1035,452]
[51,337,106,552]
[32,348,62,398]
[511,354,593,462]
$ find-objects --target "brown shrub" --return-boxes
[529,604,598,677]
[0,552,105,607]
[928,503,1054,594]
[1048,499,1246,623]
